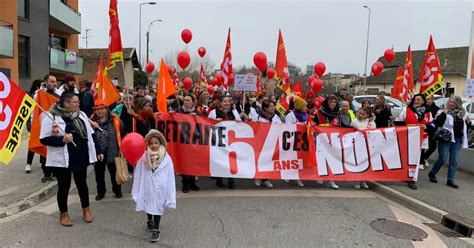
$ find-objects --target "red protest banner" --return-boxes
[155,113,422,182]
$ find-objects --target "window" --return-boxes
[17,0,30,19]
[18,36,30,78]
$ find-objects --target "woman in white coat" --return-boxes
[284,97,307,187]
[132,129,176,242]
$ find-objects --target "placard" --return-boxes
[233,74,257,91]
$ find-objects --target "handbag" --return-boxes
[434,128,451,142]
[115,155,130,185]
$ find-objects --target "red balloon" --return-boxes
[177,51,191,69]
[311,78,323,94]
[198,47,206,57]
[210,77,217,86]
[145,62,155,73]
[216,73,224,86]
[307,75,316,86]
[253,52,268,72]
[228,74,234,85]
[207,87,214,94]
[183,77,193,90]
[121,133,146,166]
[167,65,173,75]
[384,49,395,63]
[181,29,192,44]
[371,61,384,76]
[266,68,275,79]
[314,62,326,77]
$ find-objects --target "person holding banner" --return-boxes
[175,93,201,193]
[208,94,242,189]
[89,99,123,201]
[40,92,103,227]
[429,96,471,189]
[372,95,393,128]
[284,97,308,187]
[395,94,433,190]
[254,98,282,188]
[313,95,340,189]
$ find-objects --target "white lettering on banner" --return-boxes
[316,133,344,176]
[366,128,402,171]
[0,74,13,131]
[257,124,302,180]
[209,121,256,178]
[407,126,421,166]
[341,132,369,173]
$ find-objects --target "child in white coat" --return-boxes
[132,129,176,243]
[350,107,376,189]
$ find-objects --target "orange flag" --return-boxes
[418,36,443,97]
[392,66,406,103]
[28,90,59,157]
[94,54,121,106]
[156,58,177,113]
[402,46,414,103]
[275,29,290,90]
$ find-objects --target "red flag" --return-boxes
[157,58,177,113]
[418,36,443,97]
[256,71,262,93]
[402,46,414,103]
[91,54,104,97]
[291,81,303,98]
[28,90,59,157]
[220,28,233,89]
[173,68,180,88]
[200,64,207,86]
[105,0,124,72]
[392,66,406,103]
[275,29,290,90]
[0,73,36,164]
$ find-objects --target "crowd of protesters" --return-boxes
[24,75,471,241]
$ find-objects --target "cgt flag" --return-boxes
[402,46,415,103]
[0,73,36,165]
[105,0,124,72]
[95,54,121,106]
[220,28,233,89]
[392,66,406,103]
[418,36,443,98]
[275,29,290,90]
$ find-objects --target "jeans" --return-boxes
[94,152,121,196]
[147,214,161,230]
[430,138,462,181]
[52,167,90,213]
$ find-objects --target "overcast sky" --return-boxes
[79,0,473,74]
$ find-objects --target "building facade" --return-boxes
[0,0,83,90]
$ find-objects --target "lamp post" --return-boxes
[363,5,371,94]
[82,28,92,48]
[146,19,163,64]
[139,1,156,65]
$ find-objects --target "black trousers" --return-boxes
[52,167,89,213]
[421,135,437,162]
[94,154,121,196]
[27,152,51,177]
[147,214,162,230]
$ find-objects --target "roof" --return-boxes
[351,46,469,85]
[78,48,140,68]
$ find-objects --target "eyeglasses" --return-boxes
[67,100,80,104]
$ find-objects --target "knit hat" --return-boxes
[145,129,167,148]
[293,97,307,110]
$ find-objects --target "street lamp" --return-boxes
[363,5,371,94]
[146,19,163,63]
[139,1,157,65]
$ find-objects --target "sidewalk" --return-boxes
[380,164,474,222]
[0,134,58,218]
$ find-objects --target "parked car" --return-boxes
[353,95,406,118]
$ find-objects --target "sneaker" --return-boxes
[150,230,160,242]
[424,160,430,167]
[228,181,235,190]
[25,164,31,173]
[216,180,224,188]
[195,176,199,181]
[316,180,323,184]
[327,181,339,189]
[446,180,459,189]
[361,182,369,189]
[95,195,105,201]
[262,180,273,188]
[147,221,153,232]
[283,179,290,183]
[254,179,261,187]
[407,182,417,190]
[428,172,438,183]
[353,183,361,189]
[41,176,52,183]
[419,164,424,170]
[296,180,304,187]
[115,193,123,199]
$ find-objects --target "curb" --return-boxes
[0,181,58,218]
[368,182,448,223]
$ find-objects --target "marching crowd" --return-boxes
[24,74,471,242]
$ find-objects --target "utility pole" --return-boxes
[81,28,92,48]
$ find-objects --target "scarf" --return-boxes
[182,106,195,113]
[319,105,339,120]
[50,103,87,139]
[448,108,465,119]
[414,106,426,121]
[258,109,275,122]
[146,146,166,171]
[293,109,308,123]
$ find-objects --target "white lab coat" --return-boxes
[132,153,176,215]
[208,109,242,121]
[257,113,282,123]
[39,111,98,168]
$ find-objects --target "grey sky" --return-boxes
[79,0,473,75]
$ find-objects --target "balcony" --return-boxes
[0,21,14,58]
[50,47,83,74]
[49,0,81,34]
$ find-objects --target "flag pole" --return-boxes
[35,103,77,147]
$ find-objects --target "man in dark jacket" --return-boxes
[80,80,94,117]
[421,95,440,166]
